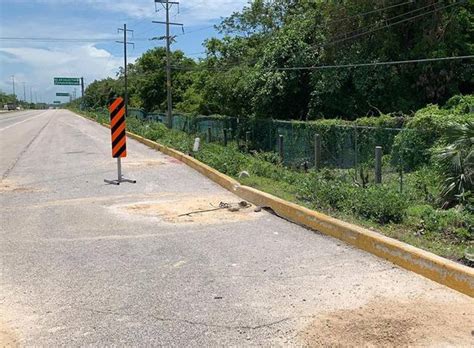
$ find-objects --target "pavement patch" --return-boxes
[299,297,474,347]
[123,159,166,168]
[0,321,19,347]
[0,179,40,193]
[116,194,262,225]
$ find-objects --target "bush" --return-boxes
[391,97,474,170]
[141,121,167,141]
[196,143,249,176]
[406,205,473,241]
[345,185,408,224]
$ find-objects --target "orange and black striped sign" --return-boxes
[108,97,127,158]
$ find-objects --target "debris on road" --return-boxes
[118,195,261,224]
[299,297,474,347]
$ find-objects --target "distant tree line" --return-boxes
[82,0,473,120]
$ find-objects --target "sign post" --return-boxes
[104,97,136,185]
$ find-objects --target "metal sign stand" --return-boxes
[104,158,136,185]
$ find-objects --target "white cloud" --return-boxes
[0,45,128,102]
[0,0,249,101]
[4,0,249,25]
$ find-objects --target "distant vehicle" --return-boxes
[3,104,16,110]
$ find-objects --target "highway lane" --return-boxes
[0,109,54,179]
[0,109,49,130]
[0,109,472,346]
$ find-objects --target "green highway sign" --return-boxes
[56,92,70,97]
[54,77,80,86]
[53,101,61,104]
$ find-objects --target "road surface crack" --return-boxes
[83,307,292,331]
[1,115,53,181]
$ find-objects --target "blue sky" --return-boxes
[0,0,248,103]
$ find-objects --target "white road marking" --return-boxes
[0,110,51,132]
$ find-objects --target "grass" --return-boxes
[72,108,473,266]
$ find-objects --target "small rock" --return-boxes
[238,171,250,178]
[254,206,262,213]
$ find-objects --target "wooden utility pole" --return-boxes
[117,24,134,118]
[153,0,183,129]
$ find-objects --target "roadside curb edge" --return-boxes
[76,112,474,297]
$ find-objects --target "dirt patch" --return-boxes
[0,180,38,193]
[0,322,19,347]
[299,297,474,347]
[124,159,165,168]
[120,194,262,224]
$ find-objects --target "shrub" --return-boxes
[406,205,473,241]
[196,143,249,177]
[141,121,167,141]
[345,185,408,224]
[434,122,474,208]
[391,97,474,170]
[296,172,355,211]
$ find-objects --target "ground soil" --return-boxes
[0,322,19,347]
[0,179,38,193]
[123,159,165,168]
[299,297,474,347]
[121,194,262,224]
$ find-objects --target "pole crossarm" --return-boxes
[155,0,179,4]
[152,21,183,26]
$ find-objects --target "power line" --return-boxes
[0,37,152,42]
[329,0,414,24]
[179,2,465,71]
[329,1,445,42]
[328,1,461,46]
[177,25,216,37]
[170,55,474,72]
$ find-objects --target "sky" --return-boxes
[0,0,248,104]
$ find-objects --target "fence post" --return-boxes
[223,129,228,146]
[207,127,212,143]
[399,140,404,193]
[278,135,284,162]
[353,126,358,181]
[314,133,321,171]
[375,146,382,184]
[245,131,251,152]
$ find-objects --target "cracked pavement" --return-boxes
[1,110,472,346]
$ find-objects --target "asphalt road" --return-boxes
[1,109,472,346]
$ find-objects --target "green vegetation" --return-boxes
[70,1,474,265]
[72,96,473,265]
[0,91,46,110]
[78,0,473,120]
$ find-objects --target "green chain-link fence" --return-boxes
[91,107,414,191]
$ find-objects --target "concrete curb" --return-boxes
[76,112,474,297]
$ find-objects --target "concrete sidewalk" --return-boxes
[1,109,472,346]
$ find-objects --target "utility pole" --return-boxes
[23,82,26,102]
[11,75,15,98]
[153,0,183,129]
[30,87,33,103]
[117,24,134,119]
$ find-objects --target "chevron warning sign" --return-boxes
[108,97,127,158]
